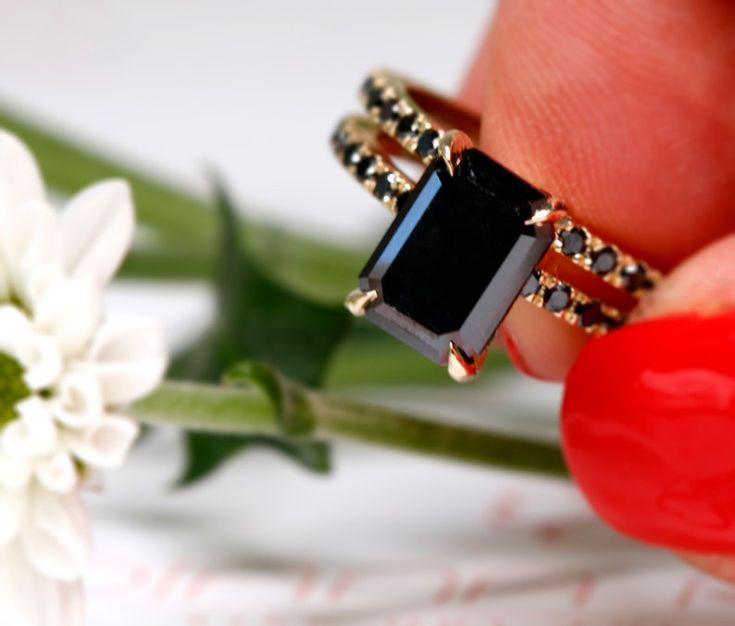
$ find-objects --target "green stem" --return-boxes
[130,381,568,477]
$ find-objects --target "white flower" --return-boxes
[0,131,167,626]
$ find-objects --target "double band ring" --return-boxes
[330,70,661,382]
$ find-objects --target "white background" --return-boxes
[0,2,733,624]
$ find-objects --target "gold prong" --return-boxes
[436,130,473,175]
[524,199,568,226]
[344,288,378,317]
[447,341,488,383]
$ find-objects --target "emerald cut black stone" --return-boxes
[359,149,553,363]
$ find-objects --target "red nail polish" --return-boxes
[561,312,735,552]
[501,328,536,378]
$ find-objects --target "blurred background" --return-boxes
[1,2,733,624]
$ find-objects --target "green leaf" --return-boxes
[171,181,350,484]
[172,178,352,385]
[177,433,331,486]
[174,362,332,486]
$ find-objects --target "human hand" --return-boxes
[461,0,735,581]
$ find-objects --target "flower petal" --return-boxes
[0,131,44,212]
[0,454,32,491]
[68,415,138,468]
[0,305,32,356]
[52,372,103,428]
[32,271,101,359]
[36,453,78,494]
[0,488,25,544]
[2,398,57,459]
[20,487,90,582]
[16,332,63,391]
[59,180,134,286]
[0,540,85,626]
[81,315,167,404]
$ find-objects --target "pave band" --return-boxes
[331,70,662,381]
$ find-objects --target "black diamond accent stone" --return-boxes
[395,190,411,211]
[417,130,440,159]
[359,149,553,363]
[379,99,400,123]
[366,88,384,110]
[373,172,395,201]
[361,78,383,109]
[330,126,349,153]
[575,301,604,327]
[590,246,617,275]
[543,283,572,312]
[396,113,419,139]
[360,77,375,98]
[521,270,541,298]
[620,263,652,292]
[560,227,587,256]
[603,316,623,331]
[356,155,377,181]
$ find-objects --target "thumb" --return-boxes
[560,233,735,572]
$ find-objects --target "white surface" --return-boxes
[0,0,489,244]
[86,427,735,626]
[1,2,732,624]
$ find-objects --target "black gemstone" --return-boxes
[342,142,362,167]
[360,77,375,98]
[521,270,541,298]
[395,190,411,211]
[603,316,623,331]
[620,263,652,292]
[359,149,553,363]
[356,155,377,180]
[396,113,419,139]
[366,88,384,110]
[590,246,617,275]
[575,301,603,327]
[373,172,395,201]
[417,130,440,159]
[560,227,587,256]
[544,283,572,312]
[380,99,400,123]
[330,126,349,153]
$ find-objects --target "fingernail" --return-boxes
[561,312,735,552]
[501,328,537,378]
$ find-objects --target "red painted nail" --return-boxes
[561,312,735,552]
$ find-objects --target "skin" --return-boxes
[459,0,735,582]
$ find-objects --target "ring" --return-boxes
[330,70,662,382]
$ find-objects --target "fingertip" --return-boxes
[501,299,589,382]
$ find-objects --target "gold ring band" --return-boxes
[330,70,662,381]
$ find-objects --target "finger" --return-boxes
[561,233,735,559]
[468,0,735,380]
